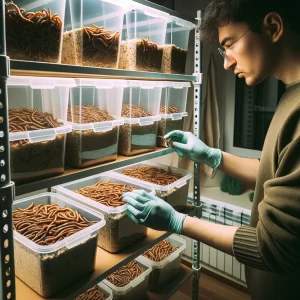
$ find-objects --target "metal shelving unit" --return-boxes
[0,0,202,299]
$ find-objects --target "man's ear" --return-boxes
[263,12,283,43]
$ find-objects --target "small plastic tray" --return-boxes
[52,172,155,253]
[66,79,126,168]
[76,282,113,300]
[138,234,186,292]
[12,192,105,298]
[5,0,66,63]
[103,256,152,300]
[111,162,192,207]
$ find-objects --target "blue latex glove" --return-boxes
[165,130,222,169]
[123,190,187,234]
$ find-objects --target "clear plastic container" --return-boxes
[66,79,126,168]
[138,234,186,292]
[119,3,170,72]
[5,0,66,63]
[162,17,195,74]
[112,162,192,207]
[62,0,131,68]
[118,80,163,156]
[7,76,75,184]
[12,192,105,298]
[52,172,155,253]
[102,256,152,300]
[157,81,191,147]
[76,282,113,300]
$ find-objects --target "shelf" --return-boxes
[15,148,173,196]
[147,264,193,300]
[10,60,197,82]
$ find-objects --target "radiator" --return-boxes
[181,196,251,284]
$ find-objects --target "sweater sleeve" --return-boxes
[233,134,300,274]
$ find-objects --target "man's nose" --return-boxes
[223,56,236,70]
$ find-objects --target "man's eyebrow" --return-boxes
[220,37,232,47]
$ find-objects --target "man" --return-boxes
[123,1,300,299]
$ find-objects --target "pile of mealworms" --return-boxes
[67,105,114,123]
[106,260,145,287]
[12,202,96,245]
[121,104,152,118]
[82,24,120,57]
[74,181,135,207]
[5,2,62,58]
[76,286,106,300]
[121,165,183,186]
[143,240,178,262]
[160,105,180,114]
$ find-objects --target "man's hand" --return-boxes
[165,130,222,169]
[123,190,187,234]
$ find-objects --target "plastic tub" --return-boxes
[52,172,155,253]
[162,17,195,74]
[62,0,131,68]
[157,81,190,147]
[102,256,152,300]
[139,234,186,292]
[118,80,163,156]
[7,76,75,184]
[66,79,126,168]
[111,162,192,207]
[12,192,105,298]
[5,0,66,63]
[76,282,113,300]
[119,3,170,72]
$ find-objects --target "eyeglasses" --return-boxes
[218,19,261,63]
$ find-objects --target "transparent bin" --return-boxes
[119,3,170,72]
[157,81,191,147]
[76,282,113,300]
[5,0,66,63]
[118,80,163,156]
[12,192,105,298]
[103,256,152,300]
[7,76,75,184]
[53,172,155,253]
[62,0,131,68]
[138,234,186,292]
[112,162,192,207]
[162,17,195,74]
[66,79,126,168]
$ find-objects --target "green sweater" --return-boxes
[233,82,300,299]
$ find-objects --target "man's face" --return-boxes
[218,22,275,86]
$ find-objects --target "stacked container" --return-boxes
[103,257,152,300]
[118,81,163,156]
[7,76,74,184]
[162,17,195,74]
[112,162,192,207]
[66,79,125,168]
[76,282,113,300]
[62,0,131,68]
[139,235,186,292]
[157,81,190,147]
[12,192,105,297]
[53,172,154,253]
[5,0,66,63]
[119,3,170,72]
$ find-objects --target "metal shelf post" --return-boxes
[0,1,16,300]
[192,10,203,300]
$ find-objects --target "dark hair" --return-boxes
[200,0,300,44]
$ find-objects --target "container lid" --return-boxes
[126,80,165,89]
[160,112,188,120]
[98,282,113,300]
[102,0,132,8]
[123,115,161,126]
[138,234,186,269]
[12,192,106,254]
[163,81,191,88]
[102,256,152,293]
[74,79,127,89]
[9,124,72,143]
[69,119,124,132]
[112,162,193,192]
[170,16,195,30]
[7,76,76,89]
[130,2,171,21]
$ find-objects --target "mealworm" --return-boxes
[143,240,178,262]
